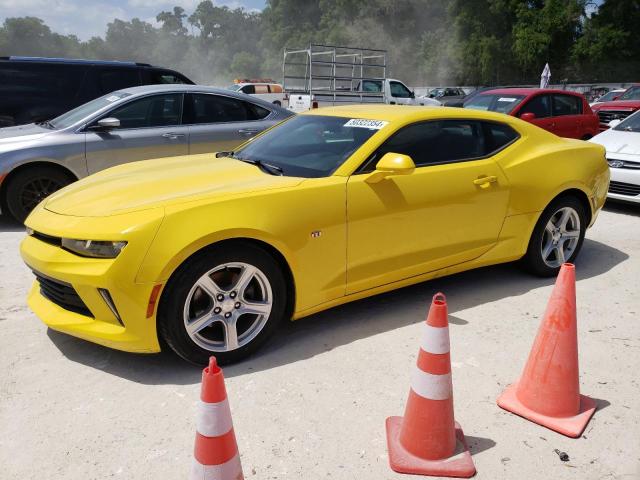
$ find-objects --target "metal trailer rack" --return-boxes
[282,44,387,105]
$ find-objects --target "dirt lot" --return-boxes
[1,202,639,480]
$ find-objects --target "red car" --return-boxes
[590,84,640,131]
[464,88,599,139]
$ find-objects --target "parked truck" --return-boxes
[282,44,440,112]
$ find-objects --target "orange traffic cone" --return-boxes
[497,263,596,438]
[386,293,476,478]
[190,357,244,480]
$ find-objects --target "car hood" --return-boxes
[0,123,55,143]
[44,154,305,217]
[590,129,640,157]
[592,101,640,111]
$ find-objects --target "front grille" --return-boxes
[597,109,634,126]
[608,180,640,197]
[33,270,93,317]
[607,158,640,170]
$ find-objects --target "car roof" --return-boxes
[302,104,522,124]
[479,88,584,97]
[113,84,280,107]
[0,56,153,67]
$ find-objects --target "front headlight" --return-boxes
[61,238,127,258]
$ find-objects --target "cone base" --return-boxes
[385,417,476,478]
[497,382,596,438]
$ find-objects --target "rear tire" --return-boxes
[4,167,74,222]
[273,100,282,107]
[157,242,288,365]
[521,196,587,277]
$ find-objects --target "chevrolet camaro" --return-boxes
[20,105,609,365]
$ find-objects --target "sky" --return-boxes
[0,0,267,40]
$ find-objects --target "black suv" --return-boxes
[0,56,194,127]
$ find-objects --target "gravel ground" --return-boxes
[1,202,639,480]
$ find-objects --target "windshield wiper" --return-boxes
[215,151,283,175]
[240,158,284,176]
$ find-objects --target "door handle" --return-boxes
[162,133,185,140]
[473,175,498,186]
[238,128,259,136]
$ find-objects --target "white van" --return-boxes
[227,79,286,107]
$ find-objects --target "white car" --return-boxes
[590,111,640,204]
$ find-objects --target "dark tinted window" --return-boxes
[107,93,183,128]
[189,94,269,123]
[482,122,519,154]
[0,63,86,99]
[148,70,190,84]
[390,81,412,98]
[98,69,140,94]
[552,94,582,116]
[361,120,518,172]
[240,85,255,94]
[519,95,551,118]
[374,120,485,167]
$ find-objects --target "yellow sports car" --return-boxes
[20,106,609,365]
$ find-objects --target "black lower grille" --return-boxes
[33,271,93,317]
[609,180,640,196]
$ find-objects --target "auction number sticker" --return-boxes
[106,95,121,102]
[498,97,517,102]
[344,119,388,130]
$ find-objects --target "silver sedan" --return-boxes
[0,84,293,221]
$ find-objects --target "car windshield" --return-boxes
[613,110,640,132]
[597,90,623,102]
[619,86,640,101]
[227,84,242,92]
[464,94,526,114]
[234,115,382,178]
[49,92,132,129]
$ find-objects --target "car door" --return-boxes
[346,120,513,294]
[517,94,555,133]
[85,93,188,174]
[551,94,583,138]
[388,80,415,105]
[185,93,273,154]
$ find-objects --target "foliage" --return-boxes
[0,0,637,86]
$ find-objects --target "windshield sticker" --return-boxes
[498,97,518,102]
[106,95,122,102]
[344,119,388,130]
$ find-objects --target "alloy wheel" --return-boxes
[183,262,273,352]
[540,207,581,268]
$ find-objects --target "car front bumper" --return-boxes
[20,206,165,353]
[607,164,640,204]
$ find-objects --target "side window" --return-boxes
[368,120,485,169]
[98,69,141,94]
[240,85,255,94]
[107,94,183,128]
[254,85,269,94]
[149,70,189,84]
[188,94,269,123]
[552,94,582,116]
[390,81,412,98]
[362,80,382,92]
[481,122,519,155]
[519,95,551,118]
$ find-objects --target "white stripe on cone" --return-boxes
[411,367,452,400]
[190,452,244,480]
[196,398,234,438]
[420,324,450,354]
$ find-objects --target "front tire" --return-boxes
[4,167,73,222]
[521,196,587,277]
[158,242,288,365]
